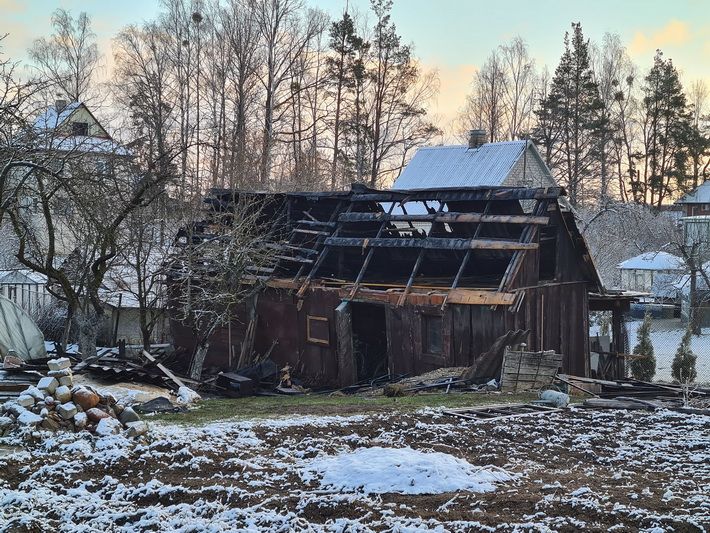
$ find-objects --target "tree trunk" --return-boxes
[189,339,210,381]
[73,306,100,361]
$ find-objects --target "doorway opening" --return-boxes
[351,302,388,382]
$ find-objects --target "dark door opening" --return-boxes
[351,303,388,382]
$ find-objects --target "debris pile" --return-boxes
[0,357,147,438]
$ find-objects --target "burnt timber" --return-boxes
[170,184,608,388]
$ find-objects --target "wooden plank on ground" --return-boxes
[142,350,186,390]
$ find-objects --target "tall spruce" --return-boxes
[630,312,656,381]
[326,11,364,189]
[671,326,697,383]
[534,22,604,205]
[639,50,691,206]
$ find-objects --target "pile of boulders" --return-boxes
[0,357,147,438]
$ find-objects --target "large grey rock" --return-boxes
[74,412,88,430]
[55,385,72,403]
[125,421,148,437]
[95,417,122,436]
[17,395,35,408]
[58,374,74,387]
[23,386,46,401]
[118,407,140,426]
[37,377,59,394]
[47,358,71,371]
[17,410,43,425]
[57,402,78,420]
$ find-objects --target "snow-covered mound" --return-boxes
[300,446,512,495]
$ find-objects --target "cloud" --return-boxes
[629,19,690,56]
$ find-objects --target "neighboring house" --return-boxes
[0,269,52,315]
[15,100,132,258]
[618,252,686,298]
[393,131,556,190]
[676,180,710,217]
[675,262,710,328]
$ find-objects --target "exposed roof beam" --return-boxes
[338,212,549,225]
[324,237,538,251]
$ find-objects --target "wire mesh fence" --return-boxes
[591,309,710,385]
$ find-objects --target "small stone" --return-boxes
[125,421,148,437]
[37,377,59,394]
[17,395,35,408]
[118,407,140,426]
[47,357,71,371]
[45,396,55,406]
[17,410,43,425]
[56,402,78,420]
[40,407,49,417]
[95,417,122,436]
[72,388,100,411]
[74,412,88,430]
[104,393,117,406]
[112,403,124,415]
[47,369,71,378]
[58,375,74,387]
[55,385,72,403]
[86,407,111,423]
[0,416,13,429]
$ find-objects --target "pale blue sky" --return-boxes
[2,0,709,125]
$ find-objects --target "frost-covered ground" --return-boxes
[1,407,708,532]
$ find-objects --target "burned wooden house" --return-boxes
[170,184,621,387]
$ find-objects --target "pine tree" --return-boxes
[671,326,697,383]
[630,313,656,381]
[533,23,605,205]
[639,50,691,206]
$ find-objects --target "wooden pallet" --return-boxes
[500,347,562,392]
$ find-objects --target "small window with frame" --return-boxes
[422,314,443,355]
[306,315,330,346]
[72,121,89,136]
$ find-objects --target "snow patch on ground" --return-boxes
[300,446,513,495]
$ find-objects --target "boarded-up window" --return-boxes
[423,314,443,354]
[307,315,330,346]
[72,122,89,136]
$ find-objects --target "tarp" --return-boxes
[0,294,47,361]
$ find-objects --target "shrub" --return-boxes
[671,326,697,383]
[630,312,656,381]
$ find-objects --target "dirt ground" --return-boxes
[0,403,708,532]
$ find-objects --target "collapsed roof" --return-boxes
[184,184,604,308]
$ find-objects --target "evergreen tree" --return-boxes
[639,50,691,206]
[533,22,605,205]
[326,11,364,189]
[671,326,697,383]
[630,312,656,381]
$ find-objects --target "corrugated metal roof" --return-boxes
[676,180,710,204]
[393,141,529,190]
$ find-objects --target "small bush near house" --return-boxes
[630,312,656,381]
[671,326,697,383]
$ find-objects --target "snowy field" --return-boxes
[1,407,708,531]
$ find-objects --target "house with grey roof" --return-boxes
[676,180,710,217]
[393,130,556,190]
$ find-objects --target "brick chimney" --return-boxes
[468,129,487,149]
